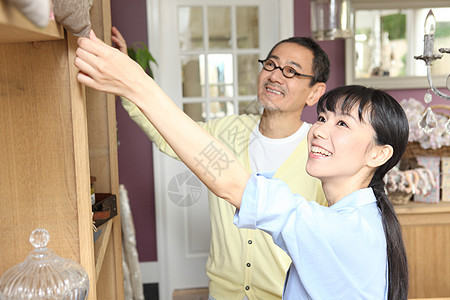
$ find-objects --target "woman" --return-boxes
[234,86,409,299]
[75,31,408,299]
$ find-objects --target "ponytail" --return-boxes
[370,176,408,300]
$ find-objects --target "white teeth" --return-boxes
[311,146,331,157]
[267,88,283,95]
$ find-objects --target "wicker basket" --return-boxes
[403,142,450,159]
[389,191,413,205]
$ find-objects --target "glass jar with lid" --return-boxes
[0,228,89,299]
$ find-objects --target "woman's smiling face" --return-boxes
[306,103,377,187]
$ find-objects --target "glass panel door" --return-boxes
[149,1,280,298]
[178,4,269,121]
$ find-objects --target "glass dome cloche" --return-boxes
[0,228,89,299]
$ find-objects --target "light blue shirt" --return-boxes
[233,173,388,299]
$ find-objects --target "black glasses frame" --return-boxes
[258,59,315,80]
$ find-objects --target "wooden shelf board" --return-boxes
[410,298,450,300]
[94,219,113,281]
[0,1,63,43]
[395,201,450,215]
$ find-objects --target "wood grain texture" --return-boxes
[87,0,124,298]
[0,1,63,43]
[0,39,83,271]
[396,202,450,298]
[0,0,123,298]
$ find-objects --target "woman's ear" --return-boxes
[306,82,326,107]
[368,144,394,168]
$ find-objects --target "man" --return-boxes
[112,27,330,300]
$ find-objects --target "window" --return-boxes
[178,5,265,121]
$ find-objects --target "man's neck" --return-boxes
[258,109,303,139]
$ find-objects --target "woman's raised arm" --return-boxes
[75,30,249,208]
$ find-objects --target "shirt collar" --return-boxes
[330,188,377,211]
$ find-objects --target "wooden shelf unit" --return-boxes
[0,0,64,43]
[0,1,124,299]
[395,201,450,299]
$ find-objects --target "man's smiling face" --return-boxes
[257,42,316,114]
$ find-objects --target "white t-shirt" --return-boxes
[249,121,311,173]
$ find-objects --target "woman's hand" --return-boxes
[75,30,149,101]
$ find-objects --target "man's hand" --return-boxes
[111,26,128,55]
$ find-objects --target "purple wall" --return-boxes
[295,0,346,123]
[111,0,157,262]
[112,0,446,263]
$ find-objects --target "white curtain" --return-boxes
[120,184,145,300]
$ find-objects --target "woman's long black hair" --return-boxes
[317,85,409,300]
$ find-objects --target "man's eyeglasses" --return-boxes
[258,59,315,80]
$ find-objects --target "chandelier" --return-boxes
[414,9,450,135]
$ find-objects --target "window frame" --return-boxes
[345,0,450,90]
